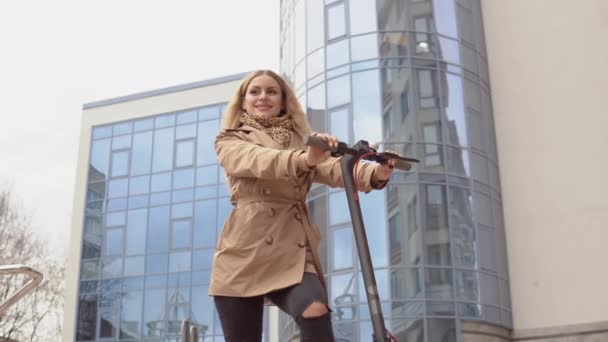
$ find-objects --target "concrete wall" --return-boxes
[481,0,608,337]
[62,75,243,342]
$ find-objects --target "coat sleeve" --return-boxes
[215,129,311,181]
[312,156,388,193]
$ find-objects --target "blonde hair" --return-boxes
[222,70,312,138]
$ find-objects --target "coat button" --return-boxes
[265,236,274,245]
[294,212,302,221]
[268,208,275,217]
[263,188,271,195]
[297,241,306,248]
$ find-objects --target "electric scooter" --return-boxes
[304,135,419,342]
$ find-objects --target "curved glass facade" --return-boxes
[280,0,510,340]
[75,105,240,341]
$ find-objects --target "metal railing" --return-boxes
[181,319,200,342]
[0,265,44,315]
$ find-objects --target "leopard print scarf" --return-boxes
[239,112,293,148]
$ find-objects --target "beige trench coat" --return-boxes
[208,124,386,297]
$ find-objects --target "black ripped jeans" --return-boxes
[214,272,334,342]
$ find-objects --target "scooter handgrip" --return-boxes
[395,160,413,171]
[303,135,338,153]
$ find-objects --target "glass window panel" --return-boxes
[454,270,479,301]
[358,269,389,301]
[333,227,353,270]
[175,140,195,167]
[417,69,437,108]
[172,220,191,249]
[331,273,356,307]
[176,123,197,140]
[438,37,461,70]
[473,191,492,226]
[134,118,153,132]
[196,165,219,186]
[151,172,172,192]
[427,318,457,342]
[106,198,127,212]
[124,256,145,277]
[434,0,459,37]
[193,249,214,271]
[349,0,376,35]
[199,106,220,121]
[195,186,217,200]
[123,277,145,293]
[79,280,98,294]
[152,128,174,172]
[169,251,191,272]
[102,257,123,279]
[480,273,499,306]
[113,122,132,136]
[449,187,477,267]
[327,75,350,108]
[389,184,420,266]
[470,152,488,183]
[105,229,122,256]
[294,0,305,63]
[217,198,232,235]
[130,131,153,176]
[326,39,349,69]
[307,0,324,52]
[352,70,382,143]
[197,120,220,165]
[155,114,175,128]
[76,294,98,340]
[351,34,379,62]
[145,254,168,275]
[99,310,118,338]
[172,202,193,219]
[172,188,194,203]
[80,259,100,281]
[191,286,214,336]
[119,291,143,339]
[444,74,468,147]
[90,138,111,181]
[307,84,326,131]
[106,211,126,227]
[425,268,453,299]
[129,195,148,209]
[143,289,166,337]
[93,125,112,139]
[329,191,349,225]
[329,108,349,143]
[457,302,482,318]
[327,3,346,40]
[390,268,423,300]
[192,271,211,286]
[173,168,195,189]
[307,48,324,78]
[194,200,217,248]
[360,190,388,267]
[112,135,131,150]
[447,146,470,176]
[149,191,171,206]
[294,61,306,89]
[478,228,495,272]
[167,272,191,288]
[145,274,166,289]
[177,110,197,125]
[147,206,170,253]
[129,175,150,195]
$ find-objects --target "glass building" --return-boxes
[278,0,510,341]
[70,75,254,342]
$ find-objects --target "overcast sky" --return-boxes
[0,1,280,260]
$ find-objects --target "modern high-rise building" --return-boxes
[63,1,608,341]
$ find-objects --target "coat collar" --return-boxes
[238,124,302,150]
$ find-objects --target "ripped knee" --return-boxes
[301,301,329,319]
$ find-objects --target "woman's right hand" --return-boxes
[302,132,338,168]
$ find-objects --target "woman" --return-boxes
[209,70,396,341]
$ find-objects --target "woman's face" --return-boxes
[242,75,283,118]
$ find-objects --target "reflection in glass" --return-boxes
[172,220,191,249]
[199,106,220,121]
[390,318,424,342]
[143,289,166,337]
[170,251,191,273]
[349,0,376,35]
[197,165,219,186]
[129,175,150,196]
[145,254,168,275]
[307,48,325,79]
[197,120,219,166]
[151,172,172,192]
[425,268,453,300]
[113,122,132,136]
[112,135,131,150]
[359,269,389,301]
[124,256,145,277]
[331,273,356,321]
[449,187,476,267]
[76,294,98,340]
[423,185,451,266]
[120,291,143,339]
[173,168,195,189]
[454,270,479,302]
[191,286,214,337]
[360,190,388,267]
[390,268,423,300]
[177,110,197,125]
[194,200,217,248]
[99,310,118,338]
[104,229,122,256]
[351,34,379,62]
[427,318,457,342]
[90,138,111,180]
